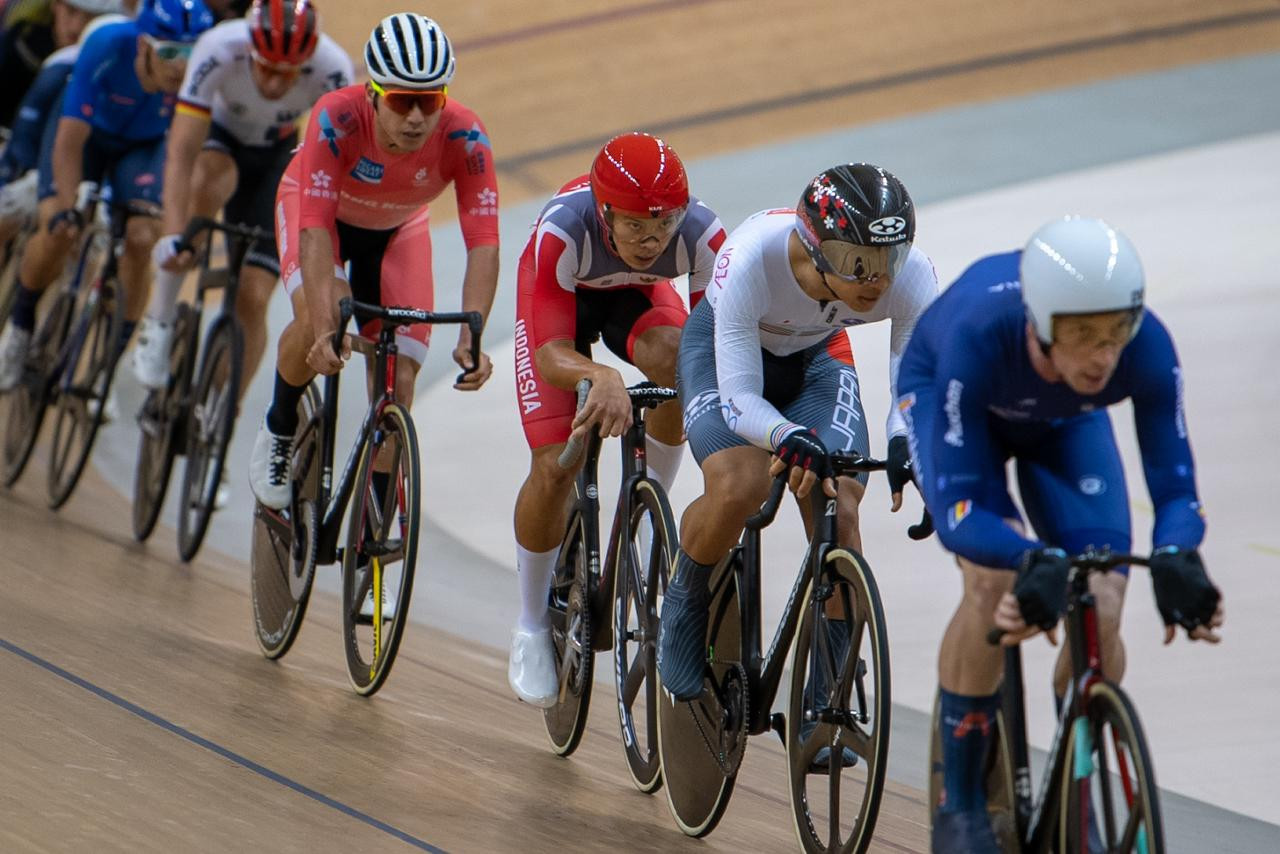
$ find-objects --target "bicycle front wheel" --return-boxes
[176,317,243,561]
[1,290,74,486]
[612,476,676,793]
[786,548,891,854]
[132,303,198,541]
[341,402,420,696]
[1058,680,1165,854]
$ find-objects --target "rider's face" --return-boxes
[250,56,302,101]
[820,270,891,312]
[1047,311,1135,395]
[53,2,93,48]
[367,85,443,153]
[139,37,190,93]
[605,209,685,270]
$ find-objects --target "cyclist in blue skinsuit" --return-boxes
[897,216,1224,853]
[0,0,212,394]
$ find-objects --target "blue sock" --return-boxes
[937,688,1000,814]
[10,281,39,332]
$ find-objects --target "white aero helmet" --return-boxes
[365,13,455,90]
[64,0,126,13]
[1020,216,1145,345]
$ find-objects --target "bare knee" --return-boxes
[960,560,1017,615]
[530,443,579,494]
[703,453,772,521]
[631,325,680,387]
[236,269,274,325]
[124,215,160,259]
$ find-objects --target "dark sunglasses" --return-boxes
[370,81,448,116]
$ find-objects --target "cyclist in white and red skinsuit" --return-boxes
[248,12,497,511]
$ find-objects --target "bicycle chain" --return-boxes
[687,663,749,777]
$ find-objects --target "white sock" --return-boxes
[145,269,184,324]
[516,543,559,632]
[645,436,684,493]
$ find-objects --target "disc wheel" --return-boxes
[1058,680,1164,853]
[46,277,123,510]
[131,303,198,542]
[341,402,420,696]
[612,477,676,793]
[176,318,243,561]
[250,385,321,659]
[543,513,594,755]
[657,553,744,838]
[786,548,891,853]
[1,290,74,486]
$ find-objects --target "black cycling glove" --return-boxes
[777,429,831,479]
[1013,547,1071,631]
[1149,546,1219,632]
[47,208,84,234]
[886,435,913,497]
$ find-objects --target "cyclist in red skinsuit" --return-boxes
[249,12,497,511]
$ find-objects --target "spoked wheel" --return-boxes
[1,290,75,486]
[612,477,677,793]
[543,514,593,755]
[46,277,123,509]
[786,548,891,853]
[132,303,198,542]
[341,402,420,696]
[176,318,243,561]
[0,224,33,324]
[1058,681,1164,854]
[657,553,746,838]
[250,385,321,659]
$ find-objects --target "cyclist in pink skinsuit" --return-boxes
[249,12,498,510]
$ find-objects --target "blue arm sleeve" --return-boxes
[1128,315,1206,550]
[926,345,1039,569]
[3,62,71,177]
[60,32,109,123]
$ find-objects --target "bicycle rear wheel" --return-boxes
[341,402,420,696]
[132,303,198,542]
[1,290,74,486]
[786,548,890,854]
[250,385,321,659]
[1058,680,1164,853]
[46,277,123,509]
[176,317,243,561]
[612,477,676,793]
[657,553,746,838]
[543,511,594,755]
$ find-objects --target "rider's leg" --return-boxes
[13,197,78,314]
[234,264,275,400]
[119,213,161,334]
[629,302,686,491]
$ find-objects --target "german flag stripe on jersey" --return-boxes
[176,100,212,120]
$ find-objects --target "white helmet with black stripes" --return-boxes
[364,13,455,90]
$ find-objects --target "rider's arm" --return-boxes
[1,59,71,179]
[683,201,726,310]
[161,32,224,235]
[1127,312,1207,550]
[50,116,89,212]
[300,226,342,341]
[294,92,354,341]
[884,248,939,439]
[448,111,500,352]
[456,243,498,355]
[528,228,610,389]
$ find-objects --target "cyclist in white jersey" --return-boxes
[131,0,352,410]
[658,165,937,762]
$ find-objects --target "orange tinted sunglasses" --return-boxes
[370,80,448,116]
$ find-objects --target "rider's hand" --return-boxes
[153,233,195,273]
[452,344,492,391]
[886,434,912,512]
[1149,547,1223,644]
[307,329,350,375]
[571,369,632,439]
[47,207,83,239]
[996,547,1070,645]
[770,429,835,500]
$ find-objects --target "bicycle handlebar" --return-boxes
[334,297,484,383]
[985,550,1152,645]
[555,379,679,470]
[176,215,273,255]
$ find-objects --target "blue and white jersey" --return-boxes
[61,20,175,144]
[898,250,1206,568]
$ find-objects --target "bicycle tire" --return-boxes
[657,552,744,838]
[250,385,321,659]
[786,548,891,854]
[543,510,593,755]
[612,476,677,793]
[0,225,33,325]
[1,290,74,486]
[176,317,243,561]
[131,303,198,542]
[341,401,420,696]
[46,276,123,510]
[1058,680,1165,854]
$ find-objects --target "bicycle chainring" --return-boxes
[688,663,749,778]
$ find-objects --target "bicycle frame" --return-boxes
[52,197,124,391]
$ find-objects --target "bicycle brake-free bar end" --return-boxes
[986,627,1006,646]
[555,380,593,469]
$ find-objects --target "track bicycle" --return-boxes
[928,549,1165,853]
[657,453,932,852]
[250,296,482,696]
[539,378,679,795]
[131,215,272,561]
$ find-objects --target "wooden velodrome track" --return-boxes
[2,1,1278,851]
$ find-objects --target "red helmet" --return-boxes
[590,132,689,222]
[249,0,320,67]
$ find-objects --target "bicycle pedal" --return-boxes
[770,712,786,744]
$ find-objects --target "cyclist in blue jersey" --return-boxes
[0,0,213,394]
[896,216,1224,853]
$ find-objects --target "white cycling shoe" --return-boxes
[358,578,400,623]
[0,324,32,392]
[131,317,173,390]
[508,627,559,708]
[249,416,293,509]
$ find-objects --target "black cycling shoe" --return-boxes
[800,618,858,771]
[657,555,710,701]
[931,808,1002,854]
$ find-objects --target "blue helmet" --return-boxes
[135,0,215,43]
